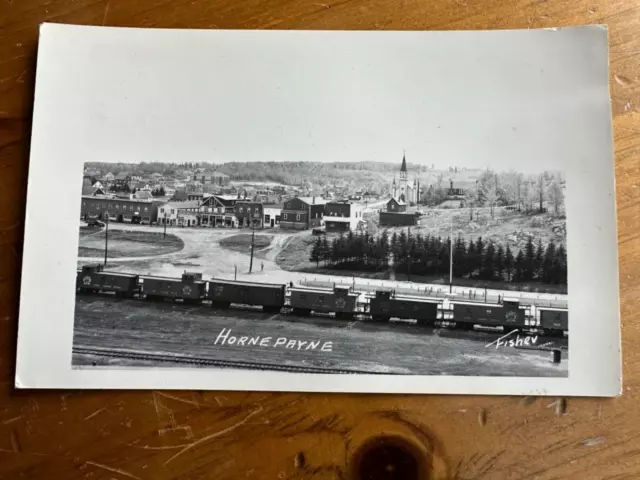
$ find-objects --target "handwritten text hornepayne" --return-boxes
[214,328,333,352]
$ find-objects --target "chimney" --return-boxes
[312,195,316,204]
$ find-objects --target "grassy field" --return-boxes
[219,234,274,254]
[78,230,184,258]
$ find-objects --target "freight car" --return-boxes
[207,279,286,312]
[76,264,139,297]
[369,290,440,325]
[142,272,206,303]
[289,285,359,319]
[539,307,568,337]
[452,298,526,331]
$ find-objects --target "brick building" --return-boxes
[234,201,263,228]
[80,196,157,224]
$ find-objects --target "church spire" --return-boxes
[400,151,407,173]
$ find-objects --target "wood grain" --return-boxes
[1,1,639,478]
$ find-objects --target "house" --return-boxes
[158,201,201,227]
[84,167,101,177]
[379,198,417,226]
[386,197,407,213]
[134,181,152,192]
[92,181,104,190]
[446,180,465,198]
[235,201,263,228]
[263,205,283,228]
[192,170,230,187]
[114,172,131,188]
[323,202,364,232]
[280,196,326,230]
[134,191,153,200]
[198,195,238,227]
[104,172,115,182]
[171,191,189,202]
[81,185,105,196]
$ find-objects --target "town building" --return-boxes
[391,153,419,205]
[379,198,417,226]
[158,201,200,227]
[114,172,131,188]
[191,170,230,187]
[104,172,115,182]
[198,195,238,227]
[263,205,283,228]
[280,197,326,230]
[323,202,364,232]
[446,180,466,198]
[80,196,157,224]
[234,201,263,228]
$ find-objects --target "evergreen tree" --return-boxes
[534,239,544,280]
[481,241,496,280]
[495,245,505,281]
[504,245,514,282]
[523,236,535,281]
[467,241,476,278]
[453,236,467,278]
[555,244,568,284]
[310,237,322,267]
[320,235,330,266]
[514,250,525,282]
[542,241,556,283]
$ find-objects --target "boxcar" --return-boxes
[289,285,358,319]
[539,307,568,336]
[207,279,286,312]
[369,290,440,325]
[142,272,206,303]
[452,299,526,330]
[76,264,139,297]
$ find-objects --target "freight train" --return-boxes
[76,264,569,336]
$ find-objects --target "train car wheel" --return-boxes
[212,301,231,309]
[456,322,474,331]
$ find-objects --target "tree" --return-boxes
[514,250,525,282]
[131,187,137,194]
[310,237,322,267]
[480,172,499,218]
[495,245,505,281]
[548,174,564,216]
[523,236,535,281]
[542,241,556,283]
[159,186,166,196]
[504,245,514,281]
[534,239,544,280]
[481,241,496,280]
[453,236,467,278]
[536,173,546,213]
[464,182,478,221]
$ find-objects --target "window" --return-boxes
[130,206,134,212]
[97,204,101,210]
[239,207,244,212]
[172,209,175,214]
[82,202,86,207]
[283,213,288,220]
[116,204,120,209]
[144,207,148,212]
[254,207,259,213]
[296,214,300,221]
[108,204,112,209]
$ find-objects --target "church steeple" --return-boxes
[400,152,407,173]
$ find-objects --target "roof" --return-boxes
[161,200,201,209]
[115,172,129,180]
[400,152,407,172]
[297,196,327,206]
[263,204,284,210]
[209,278,285,288]
[82,185,104,196]
[388,197,406,206]
[134,191,153,200]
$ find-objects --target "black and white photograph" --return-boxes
[74,157,569,377]
[16,24,621,395]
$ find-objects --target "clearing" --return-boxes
[78,230,184,258]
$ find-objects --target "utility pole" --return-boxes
[163,213,167,239]
[407,226,411,282]
[249,222,256,273]
[234,264,237,281]
[103,215,109,268]
[449,216,453,294]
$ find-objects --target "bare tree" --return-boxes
[482,178,499,218]
[464,181,478,221]
[536,173,546,213]
[548,174,565,216]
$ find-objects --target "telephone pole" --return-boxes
[449,216,453,294]
[104,216,109,268]
[249,222,256,273]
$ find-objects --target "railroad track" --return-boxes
[72,346,391,375]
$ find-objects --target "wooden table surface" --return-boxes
[1,1,639,479]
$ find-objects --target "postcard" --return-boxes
[16,23,621,395]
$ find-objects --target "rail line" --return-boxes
[72,346,391,375]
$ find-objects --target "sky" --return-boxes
[38,25,611,174]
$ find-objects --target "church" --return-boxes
[391,152,419,205]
